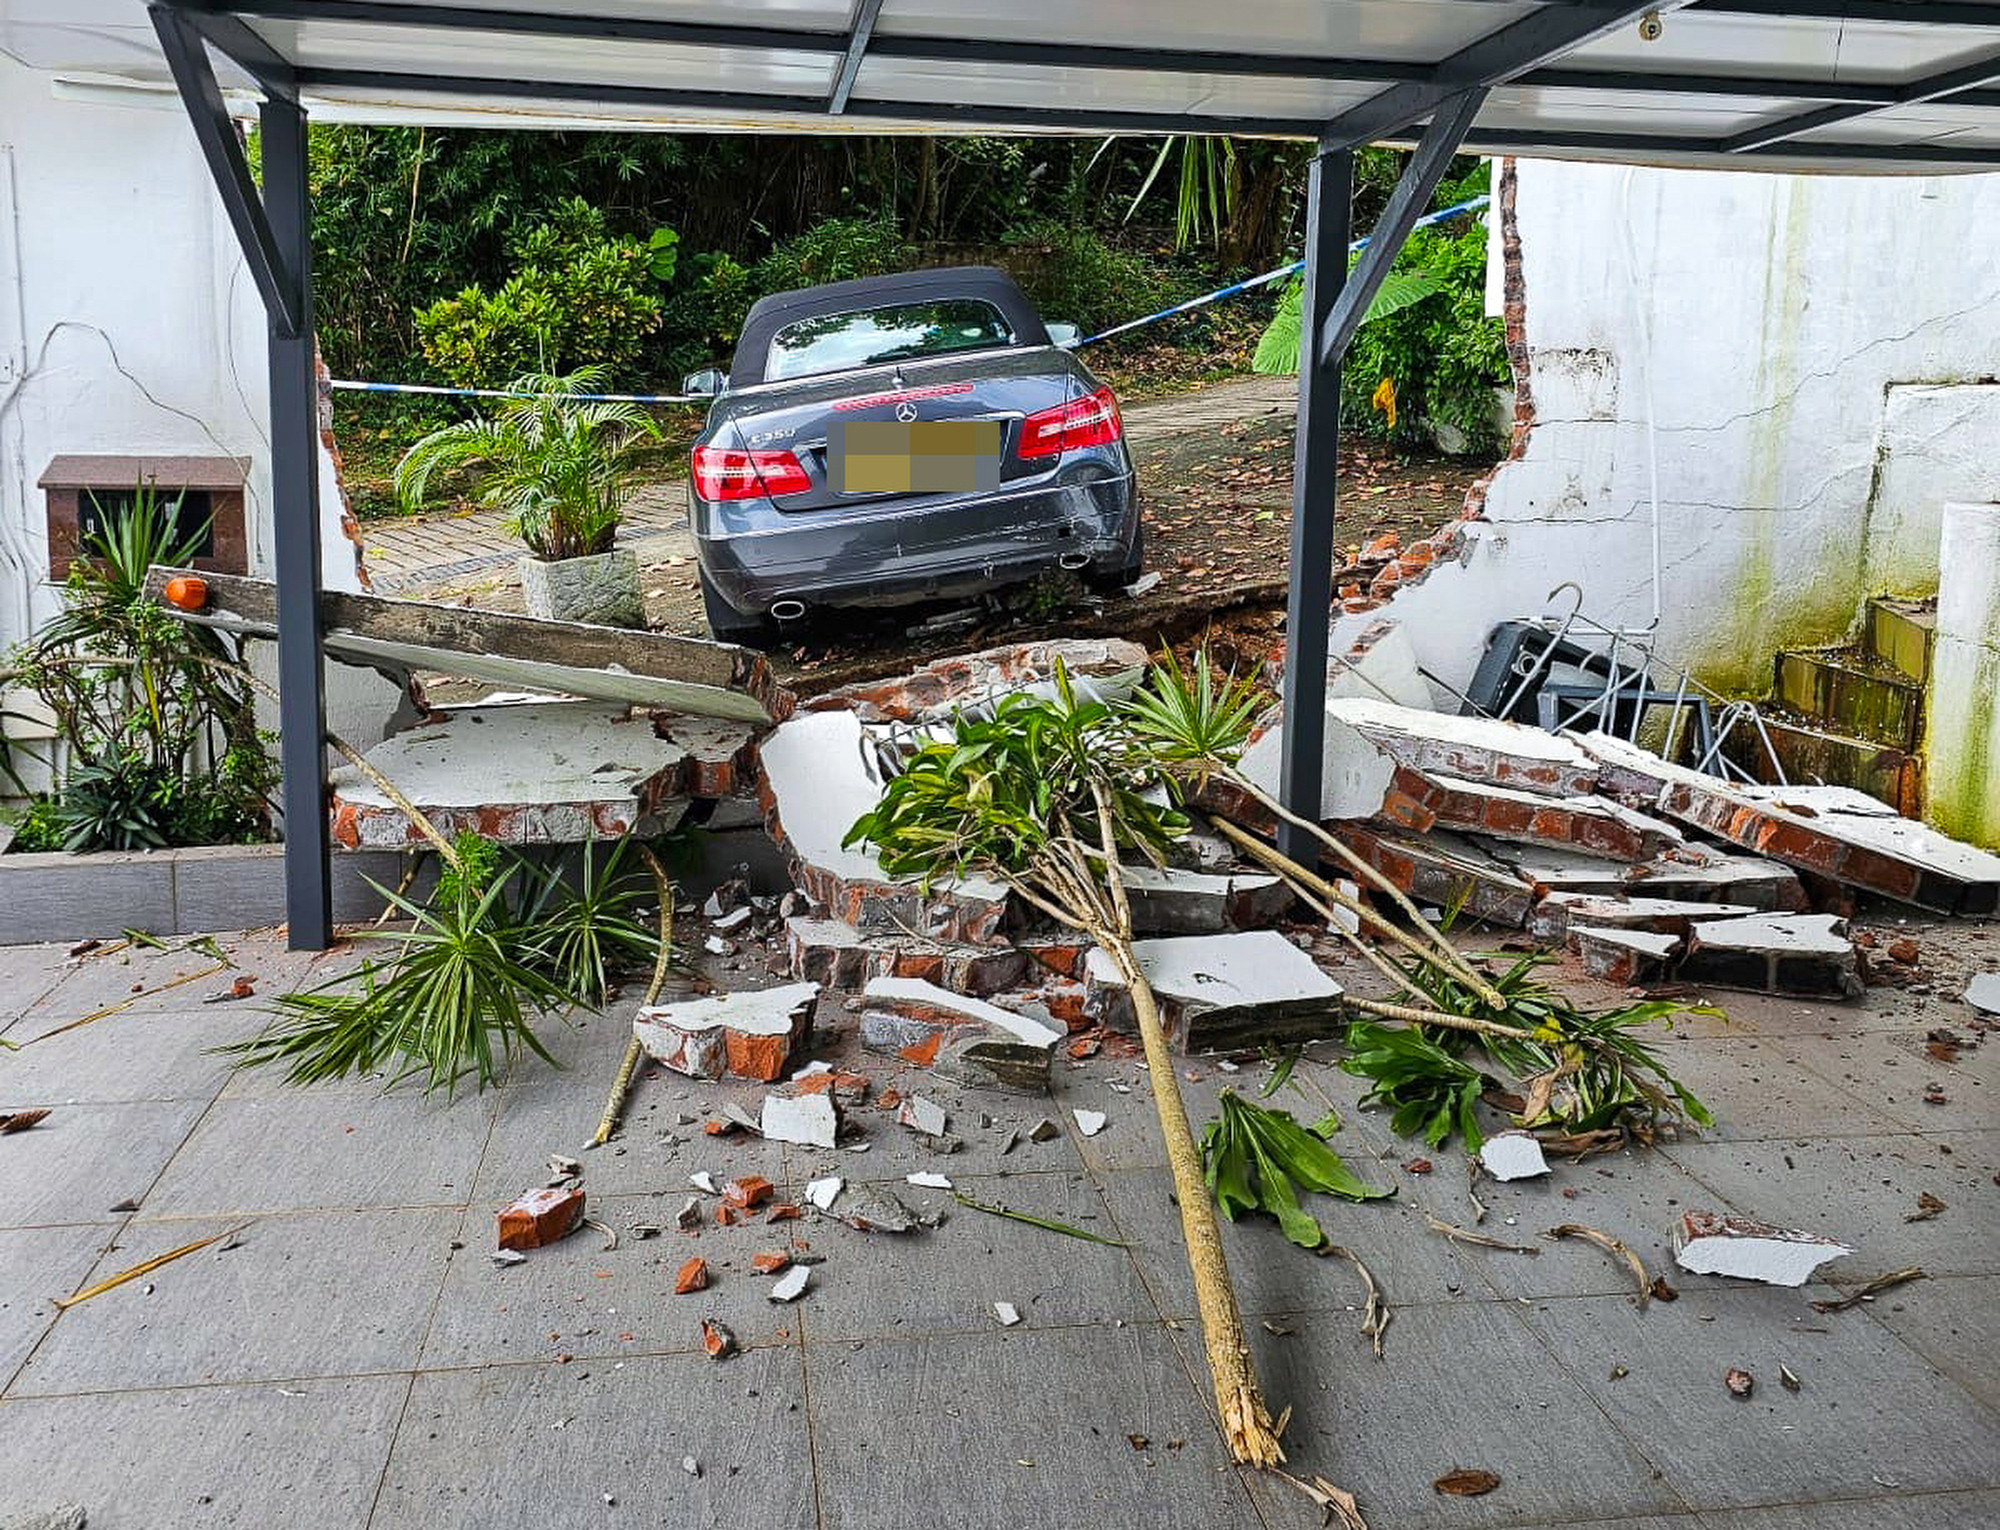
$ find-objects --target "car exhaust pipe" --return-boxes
[770,599,806,623]
[1057,551,1091,571]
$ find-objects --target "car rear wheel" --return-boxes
[700,568,777,647]
[1084,524,1145,595]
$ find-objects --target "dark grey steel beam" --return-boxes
[1722,43,2000,151]
[1317,89,1487,368]
[258,96,335,952]
[1695,0,2000,22]
[149,5,304,337]
[1468,125,2000,163]
[173,6,298,98]
[829,0,884,113]
[1275,149,1353,866]
[1317,1,1697,151]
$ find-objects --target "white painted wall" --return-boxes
[1376,160,2000,701]
[0,57,363,655]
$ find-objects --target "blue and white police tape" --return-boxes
[329,192,1490,403]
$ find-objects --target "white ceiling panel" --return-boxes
[1485,84,1804,138]
[1567,10,2000,86]
[855,55,1380,122]
[253,20,838,95]
[874,0,1528,60]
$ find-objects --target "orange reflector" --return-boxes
[162,576,209,611]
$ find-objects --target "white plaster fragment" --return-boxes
[993,1301,1023,1327]
[760,1092,839,1149]
[711,906,755,934]
[768,1265,811,1302]
[1673,1211,1852,1287]
[805,1176,844,1211]
[1085,930,1343,1009]
[1480,1130,1550,1182]
[906,1172,953,1190]
[1073,1109,1108,1138]
[862,976,1061,1049]
[689,1172,717,1195]
[1966,973,2000,1015]
[898,1095,950,1137]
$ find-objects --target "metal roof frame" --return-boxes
[116,0,2000,945]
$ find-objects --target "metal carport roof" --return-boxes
[7,0,1998,945]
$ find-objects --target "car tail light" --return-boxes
[692,446,812,501]
[1018,385,1123,459]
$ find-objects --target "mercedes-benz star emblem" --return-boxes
[895,402,918,422]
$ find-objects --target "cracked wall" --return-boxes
[1361,160,2000,700]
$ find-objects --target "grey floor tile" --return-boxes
[1513,1288,2000,1512]
[1093,1162,1494,1319]
[1646,1038,1907,1140]
[799,1170,1156,1341]
[1843,1272,2000,1416]
[0,943,78,1027]
[1784,1030,1994,1133]
[372,1347,813,1530]
[0,1005,258,1105]
[140,1090,493,1217]
[1690,990,1909,1040]
[1226,1298,1689,1530]
[805,1324,1263,1530]
[421,1190,801,1369]
[13,1207,458,1394]
[0,1375,406,1529]
[0,1225,115,1383]
[1697,1488,2000,1528]
[0,1099,210,1228]
[1665,1132,2000,1280]
[10,943,255,1030]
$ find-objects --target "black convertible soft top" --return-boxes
[728,265,1050,388]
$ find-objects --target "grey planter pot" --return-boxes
[518,548,644,628]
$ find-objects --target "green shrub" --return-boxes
[748,215,910,296]
[414,198,664,389]
[997,219,1178,333]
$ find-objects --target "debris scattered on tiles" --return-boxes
[1672,1211,1853,1286]
[1478,1131,1549,1182]
[760,1090,840,1147]
[497,1184,585,1252]
[993,1301,1022,1327]
[768,1265,811,1302]
[634,983,817,1082]
[1073,1109,1108,1138]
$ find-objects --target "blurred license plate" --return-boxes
[834,420,1002,494]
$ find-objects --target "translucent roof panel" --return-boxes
[9,0,1999,174]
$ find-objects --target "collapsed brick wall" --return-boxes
[1333,157,1535,619]
[315,348,373,592]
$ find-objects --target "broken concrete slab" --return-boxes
[328,700,692,848]
[1532,893,1759,944]
[1479,1130,1549,1182]
[758,707,1009,941]
[802,637,1147,723]
[1485,838,1805,912]
[1336,825,1537,928]
[497,1184,584,1251]
[784,916,1028,996]
[1581,732,2000,915]
[759,1091,839,1149]
[1680,913,1863,999]
[1672,1210,1852,1286]
[861,977,1062,1049]
[650,712,762,798]
[1569,925,1682,985]
[633,982,817,1083]
[1381,766,1682,863]
[1116,864,1292,935]
[149,565,793,722]
[1966,973,2000,1015]
[832,1183,922,1234]
[1085,930,1344,1053]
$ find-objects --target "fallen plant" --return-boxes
[846,665,1293,1470]
[1203,1089,1394,1250]
[951,1191,1132,1247]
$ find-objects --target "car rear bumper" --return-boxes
[696,468,1138,615]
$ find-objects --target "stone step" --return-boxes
[1863,595,1936,683]
[1719,711,1923,818]
[1772,645,1924,749]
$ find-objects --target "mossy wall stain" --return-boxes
[1926,636,1999,849]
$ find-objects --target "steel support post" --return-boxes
[260,98,334,950]
[1275,149,1353,863]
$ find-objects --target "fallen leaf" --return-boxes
[1434,1468,1501,1497]
[1905,1191,1946,1223]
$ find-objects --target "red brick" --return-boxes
[724,1176,774,1211]
[497,1184,584,1251]
[674,1256,711,1295]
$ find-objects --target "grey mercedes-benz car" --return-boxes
[682,265,1141,643]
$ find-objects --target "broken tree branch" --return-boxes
[1545,1222,1652,1309]
[1810,1267,1927,1313]
[1090,780,1285,1469]
[588,841,675,1150]
[1319,1243,1391,1358]
[1424,1211,1539,1255]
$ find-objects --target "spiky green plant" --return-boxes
[514,834,662,1006]
[392,367,660,560]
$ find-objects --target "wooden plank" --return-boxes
[145,567,793,723]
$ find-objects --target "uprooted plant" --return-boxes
[224,829,671,1095]
[844,664,1293,1471]
[1203,1089,1394,1250]
[1343,948,1717,1151]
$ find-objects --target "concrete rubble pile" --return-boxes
[639,633,2000,1102]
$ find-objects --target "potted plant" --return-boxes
[394,366,659,627]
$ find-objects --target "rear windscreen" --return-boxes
[765,299,1015,382]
